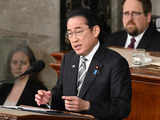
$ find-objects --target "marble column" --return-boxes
[110,0,122,32]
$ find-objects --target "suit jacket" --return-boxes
[51,46,132,120]
[104,24,160,51]
[0,77,47,106]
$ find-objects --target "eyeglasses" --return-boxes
[66,27,91,39]
[123,11,144,17]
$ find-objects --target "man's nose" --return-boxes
[72,32,79,39]
[127,14,134,20]
[72,34,79,42]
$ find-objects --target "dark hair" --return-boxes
[66,8,100,28]
[121,0,152,15]
[5,44,36,80]
[65,8,107,44]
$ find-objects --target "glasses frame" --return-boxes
[122,11,144,17]
[66,26,93,39]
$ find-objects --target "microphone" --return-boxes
[17,60,45,78]
[0,60,45,85]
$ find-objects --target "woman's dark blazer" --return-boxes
[0,78,47,106]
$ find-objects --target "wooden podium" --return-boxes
[50,48,160,120]
[0,107,95,120]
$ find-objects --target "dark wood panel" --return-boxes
[125,80,160,120]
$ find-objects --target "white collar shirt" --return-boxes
[79,41,100,72]
[124,31,145,49]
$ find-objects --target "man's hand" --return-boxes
[35,90,51,106]
[62,96,90,112]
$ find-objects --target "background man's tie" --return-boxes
[77,56,87,96]
[128,37,136,48]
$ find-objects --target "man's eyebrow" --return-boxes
[67,27,82,31]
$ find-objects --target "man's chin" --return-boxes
[128,31,139,36]
[75,50,82,56]
[75,50,86,56]
[126,29,139,36]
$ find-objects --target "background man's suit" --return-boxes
[51,46,132,120]
[104,23,160,51]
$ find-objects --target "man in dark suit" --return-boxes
[105,0,160,51]
[35,8,131,120]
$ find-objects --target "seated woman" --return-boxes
[0,44,47,106]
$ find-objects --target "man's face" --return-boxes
[67,16,99,56]
[122,0,151,36]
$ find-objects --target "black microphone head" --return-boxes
[22,60,45,75]
[16,60,45,79]
[31,60,45,73]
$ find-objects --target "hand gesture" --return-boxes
[62,96,90,112]
[35,90,51,106]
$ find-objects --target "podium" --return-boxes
[0,107,95,120]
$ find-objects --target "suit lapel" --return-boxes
[120,31,128,46]
[137,26,153,49]
[69,54,79,95]
[78,47,104,98]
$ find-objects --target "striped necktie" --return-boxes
[77,56,87,96]
[128,37,136,48]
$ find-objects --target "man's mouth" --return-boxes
[127,21,135,26]
[74,44,81,50]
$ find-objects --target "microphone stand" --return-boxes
[0,74,25,85]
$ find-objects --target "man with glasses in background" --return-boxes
[35,8,131,120]
[105,0,160,51]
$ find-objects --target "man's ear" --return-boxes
[92,25,101,37]
[147,12,152,23]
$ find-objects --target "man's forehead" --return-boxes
[67,23,88,31]
[67,24,88,31]
[123,0,143,11]
[67,16,87,24]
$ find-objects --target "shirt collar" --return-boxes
[80,41,100,62]
[128,30,145,42]
[126,30,146,48]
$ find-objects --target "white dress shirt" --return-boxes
[124,31,145,49]
[79,41,100,72]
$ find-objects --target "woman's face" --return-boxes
[10,51,30,77]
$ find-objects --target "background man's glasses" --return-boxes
[123,11,144,17]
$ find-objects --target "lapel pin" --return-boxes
[93,69,98,75]
[72,65,75,68]
[93,65,100,75]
